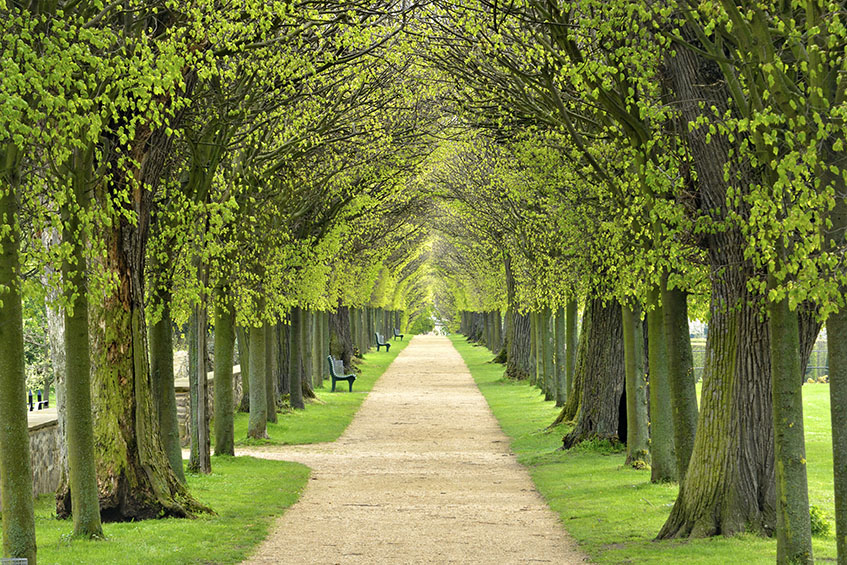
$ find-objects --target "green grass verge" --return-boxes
[233,338,410,446]
[450,335,838,564]
[33,456,309,564]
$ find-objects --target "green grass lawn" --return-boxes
[451,335,838,564]
[14,339,410,564]
[34,456,309,564]
[233,337,410,446]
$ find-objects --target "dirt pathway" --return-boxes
[240,335,587,564]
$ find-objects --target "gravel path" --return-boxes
[239,335,588,564]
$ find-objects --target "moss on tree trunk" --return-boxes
[0,145,37,562]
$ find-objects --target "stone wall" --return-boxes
[175,366,242,446]
[30,419,61,498]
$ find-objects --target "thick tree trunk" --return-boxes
[648,285,676,483]
[768,291,812,563]
[84,203,206,521]
[507,312,531,380]
[0,149,37,562]
[290,307,305,410]
[247,324,268,439]
[561,299,625,447]
[188,305,210,474]
[61,151,103,536]
[213,299,235,456]
[236,327,250,413]
[622,304,650,468]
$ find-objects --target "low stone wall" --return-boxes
[175,366,242,446]
[29,417,61,499]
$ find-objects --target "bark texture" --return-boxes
[0,151,37,562]
[659,39,817,538]
[247,324,268,439]
[769,294,812,563]
[213,300,235,456]
[561,299,625,447]
[648,288,676,483]
[506,312,531,380]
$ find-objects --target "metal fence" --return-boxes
[690,343,829,382]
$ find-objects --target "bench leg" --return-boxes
[386,344,391,352]
[348,379,354,392]
[331,378,337,392]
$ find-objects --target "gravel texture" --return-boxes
[239,335,588,564]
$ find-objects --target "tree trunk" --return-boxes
[247,324,268,439]
[566,299,578,399]
[213,299,235,456]
[290,307,305,410]
[330,306,354,370]
[236,327,250,413]
[149,295,184,482]
[768,290,812,563]
[561,299,625,447]
[663,286,698,482]
[541,309,554,401]
[0,146,37,562]
[313,311,324,388]
[61,149,103,537]
[553,300,588,426]
[188,304,210,474]
[530,311,539,387]
[265,324,278,422]
[658,34,814,539]
[829,310,847,564]
[555,306,567,407]
[301,316,315,401]
[507,311,531,380]
[84,203,206,521]
[648,285,676,483]
[622,304,650,468]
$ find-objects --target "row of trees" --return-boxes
[422,2,847,564]
[0,2,435,562]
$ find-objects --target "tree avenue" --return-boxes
[1,1,846,565]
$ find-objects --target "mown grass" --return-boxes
[33,456,309,564]
[14,339,410,564]
[232,337,410,446]
[451,335,838,564]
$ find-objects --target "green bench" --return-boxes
[327,355,356,392]
[374,332,391,352]
[393,327,404,341]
